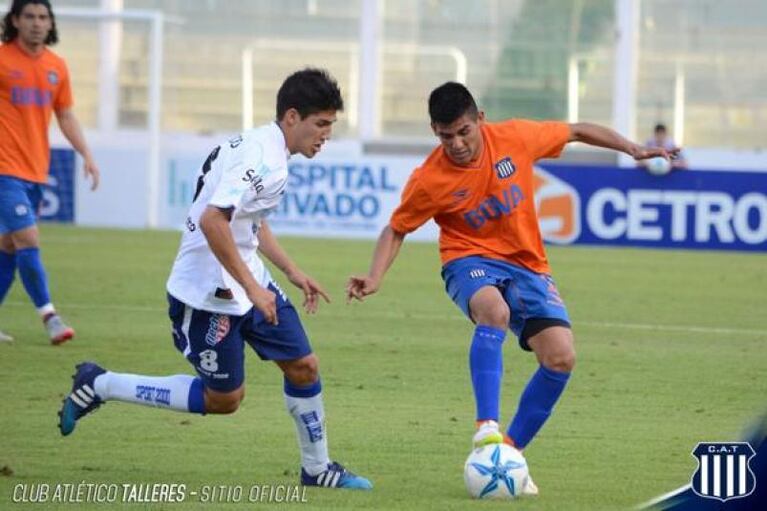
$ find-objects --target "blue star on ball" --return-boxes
[469,445,526,498]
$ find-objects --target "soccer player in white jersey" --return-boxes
[57,69,371,490]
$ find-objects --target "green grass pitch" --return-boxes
[1,224,765,510]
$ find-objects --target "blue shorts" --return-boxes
[0,175,42,234]
[167,282,313,392]
[441,256,570,350]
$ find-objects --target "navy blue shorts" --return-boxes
[167,282,313,392]
[0,175,42,234]
[441,255,570,350]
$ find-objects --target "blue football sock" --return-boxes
[507,364,571,449]
[16,247,51,308]
[0,250,16,304]
[188,377,205,414]
[469,325,506,421]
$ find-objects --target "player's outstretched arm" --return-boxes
[55,108,100,190]
[346,225,405,303]
[199,206,278,324]
[257,220,330,314]
[569,122,681,162]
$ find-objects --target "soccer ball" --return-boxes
[645,156,672,175]
[463,444,529,499]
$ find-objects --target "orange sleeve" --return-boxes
[512,120,570,161]
[389,171,438,234]
[54,61,73,111]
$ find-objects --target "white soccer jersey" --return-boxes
[167,122,289,315]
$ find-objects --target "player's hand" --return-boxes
[83,156,100,191]
[629,143,681,162]
[247,285,278,325]
[286,269,331,314]
[346,275,379,303]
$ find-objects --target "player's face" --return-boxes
[12,4,53,49]
[284,109,337,158]
[432,111,485,167]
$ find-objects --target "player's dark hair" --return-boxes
[1,0,58,45]
[654,123,667,134]
[429,82,479,125]
[276,68,343,120]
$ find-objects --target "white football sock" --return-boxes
[94,371,199,412]
[37,303,55,318]
[285,391,330,476]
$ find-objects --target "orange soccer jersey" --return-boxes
[389,120,571,274]
[0,40,73,184]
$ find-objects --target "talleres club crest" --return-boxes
[691,442,756,502]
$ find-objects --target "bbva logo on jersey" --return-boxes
[690,442,756,503]
[532,167,581,244]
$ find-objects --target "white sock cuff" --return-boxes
[37,303,55,318]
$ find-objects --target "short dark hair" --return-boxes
[1,0,58,45]
[428,82,478,125]
[654,123,667,134]
[276,68,343,120]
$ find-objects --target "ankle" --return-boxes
[503,434,522,452]
[475,419,499,429]
[38,303,56,320]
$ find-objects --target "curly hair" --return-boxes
[1,0,58,45]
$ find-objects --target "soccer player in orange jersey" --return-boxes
[0,0,99,344]
[347,82,677,495]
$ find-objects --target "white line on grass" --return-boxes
[4,300,766,336]
[578,320,767,336]
[635,484,691,509]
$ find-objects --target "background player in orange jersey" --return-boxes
[347,82,678,495]
[0,0,99,344]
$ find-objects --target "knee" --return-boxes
[10,229,38,250]
[205,386,245,414]
[282,354,319,387]
[472,302,510,330]
[543,345,576,373]
[0,236,14,253]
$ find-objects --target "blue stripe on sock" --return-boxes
[187,377,205,414]
[470,325,507,421]
[0,251,16,304]
[16,247,50,308]
[284,377,322,398]
[507,364,571,449]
